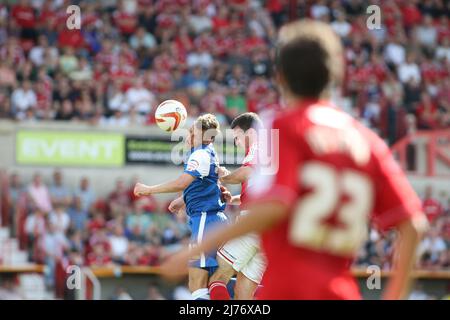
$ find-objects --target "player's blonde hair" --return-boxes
[194,113,220,143]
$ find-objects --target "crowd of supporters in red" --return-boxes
[0,0,449,143]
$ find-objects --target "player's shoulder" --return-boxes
[189,148,210,160]
[304,102,354,125]
[271,107,303,128]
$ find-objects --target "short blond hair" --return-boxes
[195,113,220,142]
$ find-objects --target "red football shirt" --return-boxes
[250,100,424,299]
[422,198,443,222]
[239,143,258,208]
[12,5,36,28]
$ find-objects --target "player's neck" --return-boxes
[246,136,257,151]
[283,91,330,109]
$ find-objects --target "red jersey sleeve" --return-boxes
[249,116,301,209]
[370,132,424,231]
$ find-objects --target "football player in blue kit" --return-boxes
[134,114,228,300]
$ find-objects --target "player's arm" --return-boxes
[219,166,252,184]
[383,215,428,300]
[368,128,429,300]
[198,199,287,248]
[168,195,186,214]
[228,194,241,205]
[135,148,213,197]
[134,173,195,196]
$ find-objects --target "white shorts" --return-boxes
[217,230,267,284]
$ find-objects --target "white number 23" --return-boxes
[289,162,374,256]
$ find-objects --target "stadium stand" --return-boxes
[0,0,449,299]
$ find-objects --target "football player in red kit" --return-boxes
[161,20,428,300]
[208,112,267,300]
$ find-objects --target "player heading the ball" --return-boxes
[134,114,230,300]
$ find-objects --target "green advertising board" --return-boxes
[16,131,125,167]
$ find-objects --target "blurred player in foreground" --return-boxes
[208,112,266,300]
[134,114,229,300]
[161,20,428,300]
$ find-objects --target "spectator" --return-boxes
[189,7,212,35]
[8,173,25,206]
[398,53,422,84]
[29,35,58,67]
[11,80,37,119]
[87,242,112,267]
[404,78,422,112]
[187,45,214,70]
[250,50,271,78]
[381,72,404,102]
[182,65,209,99]
[127,201,153,242]
[27,173,52,214]
[436,37,450,63]
[415,15,438,49]
[40,222,68,288]
[109,225,129,264]
[49,170,71,207]
[418,228,447,269]
[88,213,107,233]
[107,81,128,114]
[59,47,79,75]
[49,205,71,236]
[311,0,330,19]
[0,61,17,88]
[129,26,157,51]
[417,92,441,129]
[331,11,351,39]
[69,57,93,81]
[67,229,84,254]
[124,77,155,115]
[422,186,444,222]
[55,99,78,121]
[24,208,46,243]
[384,35,406,66]
[226,64,250,94]
[68,196,89,233]
[108,178,132,217]
[74,177,95,213]
[11,0,36,41]
[225,84,247,120]
[113,1,138,38]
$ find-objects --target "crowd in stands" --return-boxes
[0,0,449,145]
[6,170,192,289]
[3,169,449,291]
[355,184,450,271]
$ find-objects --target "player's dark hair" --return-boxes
[230,112,262,132]
[276,20,344,99]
